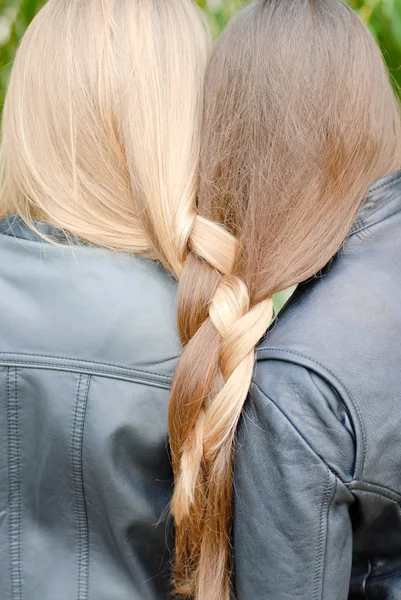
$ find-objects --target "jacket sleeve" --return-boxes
[233,359,355,600]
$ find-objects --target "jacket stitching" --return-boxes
[355,227,371,241]
[313,470,332,600]
[254,380,401,502]
[7,367,22,600]
[255,347,366,477]
[347,481,401,503]
[348,206,401,237]
[350,217,364,234]
[252,382,349,485]
[254,379,401,543]
[71,374,91,600]
[0,360,171,390]
[346,488,401,505]
[323,475,337,598]
[0,352,173,382]
[367,171,401,195]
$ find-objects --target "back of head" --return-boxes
[0,0,209,276]
[168,0,401,598]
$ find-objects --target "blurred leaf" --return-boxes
[273,287,297,317]
[393,0,401,47]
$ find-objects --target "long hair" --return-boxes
[168,1,401,598]
[0,0,209,277]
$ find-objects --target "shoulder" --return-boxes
[0,231,181,379]
[251,198,401,489]
[248,357,355,482]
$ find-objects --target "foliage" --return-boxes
[1,0,401,111]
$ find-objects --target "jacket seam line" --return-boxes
[71,374,91,600]
[325,475,337,596]
[347,481,401,502]
[252,382,349,485]
[0,352,173,382]
[367,171,401,195]
[255,347,365,477]
[0,360,171,389]
[7,367,22,600]
[346,488,401,505]
[348,206,401,237]
[313,470,332,600]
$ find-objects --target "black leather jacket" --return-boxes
[1,170,401,600]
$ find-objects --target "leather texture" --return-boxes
[0,221,180,600]
[0,170,401,599]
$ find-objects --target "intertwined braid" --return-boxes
[169,215,273,600]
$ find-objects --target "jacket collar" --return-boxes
[350,169,401,236]
[1,169,401,243]
[0,216,82,245]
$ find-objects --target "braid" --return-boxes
[169,216,273,599]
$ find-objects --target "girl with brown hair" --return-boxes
[169,1,401,599]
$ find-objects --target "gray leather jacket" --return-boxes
[1,170,401,600]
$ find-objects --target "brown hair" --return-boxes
[168,0,401,598]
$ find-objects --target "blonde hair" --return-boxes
[0,0,209,277]
[168,0,401,598]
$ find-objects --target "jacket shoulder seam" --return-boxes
[252,381,351,485]
[254,347,366,477]
[347,481,401,503]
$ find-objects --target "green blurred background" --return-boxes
[1,0,401,114]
